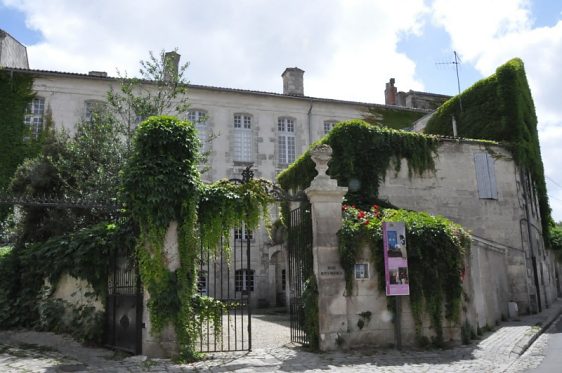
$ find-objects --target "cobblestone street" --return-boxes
[1,299,561,372]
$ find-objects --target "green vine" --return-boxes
[339,205,470,346]
[277,119,438,208]
[301,274,319,350]
[122,115,272,361]
[424,58,552,246]
[0,220,133,330]
[0,70,44,220]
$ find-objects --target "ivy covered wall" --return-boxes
[0,70,40,191]
[424,58,551,244]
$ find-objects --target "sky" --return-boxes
[1,0,562,221]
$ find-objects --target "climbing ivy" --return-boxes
[0,70,43,221]
[339,205,470,346]
[0,220,134,333]
[122,115,272,361]
[277,119,438,208]
[424,58,552,246]
[363,106,427,130]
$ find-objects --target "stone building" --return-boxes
[0,35,434,308]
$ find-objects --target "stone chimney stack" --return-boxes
[282,67,305,96]
[163,51,180,82]
[385,78,397,105]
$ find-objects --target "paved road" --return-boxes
[524,315,562,372]
[1,300,561,372]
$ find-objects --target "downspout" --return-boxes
[307,99,314,147]
[520,170,542,313]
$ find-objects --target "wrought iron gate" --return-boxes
[196,230,252,352]
[105,246,142,354]
[288,203,313,345]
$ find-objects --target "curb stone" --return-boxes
[510,301,562,357]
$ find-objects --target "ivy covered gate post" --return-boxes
[304,144,348,351]
[141,221,181,357]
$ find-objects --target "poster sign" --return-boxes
[383,222,410,296]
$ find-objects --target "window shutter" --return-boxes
[474,153,497,199]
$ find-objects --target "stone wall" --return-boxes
[378,140,559,316]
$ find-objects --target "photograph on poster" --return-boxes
[386,230,407,258]
[389,267,409,285]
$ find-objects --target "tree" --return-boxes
[9,110,127,243]
[107,49,191,142]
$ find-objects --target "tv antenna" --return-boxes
[436,51,463,112]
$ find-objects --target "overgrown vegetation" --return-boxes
[424,58,552,246]
[123,116,272,361]
[108,49,191,144]
[363,106,427,130]
[277,119,438,209]
[0,70,44,223]
[0,221,133,340]
[339,205,470,346]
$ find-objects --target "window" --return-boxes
[324,120,337,135]
[188,110,208,152]
[281,269,286,291]
[355,263,369,279]
[197,271,207,295]
[234,226,254,240]
[474,153,498,199]
[278,117,296,165]
[235,269,254,292]
[24,97,45,139]
[84,100,105,122]
[233,114,252,162]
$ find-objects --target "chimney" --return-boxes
[282,67,305,96]
[385,78,397,105]
[164,51,180,82]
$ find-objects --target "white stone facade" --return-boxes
[11,64,427,309]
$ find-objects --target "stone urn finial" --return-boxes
[310,144,332,179]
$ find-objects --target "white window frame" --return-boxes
[324,120,337,135]
[278,117,296,165]
[197,270,207,295]
[234,226,254,240]
[233,114,253,162]
[84,100,105,123]
[188,110,208,152]
[235,269,255,292]
[24,97,45,140]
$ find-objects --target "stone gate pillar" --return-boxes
[141,221,180,358]
[304,144,348,351]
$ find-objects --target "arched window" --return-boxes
[278,117,295,165]
[235,269,255,292]
[24,97,45,139]
[233,114,253,162]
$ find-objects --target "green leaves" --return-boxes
[277,119,437,209]
[339,207,470,346]
[122,116,201,229]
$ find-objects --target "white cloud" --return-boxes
[430,0,562,222]
[2,0,428,103]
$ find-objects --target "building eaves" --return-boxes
[5,67,433,114]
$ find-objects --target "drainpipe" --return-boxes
[520,171,542,313]
[307,99,314,147]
